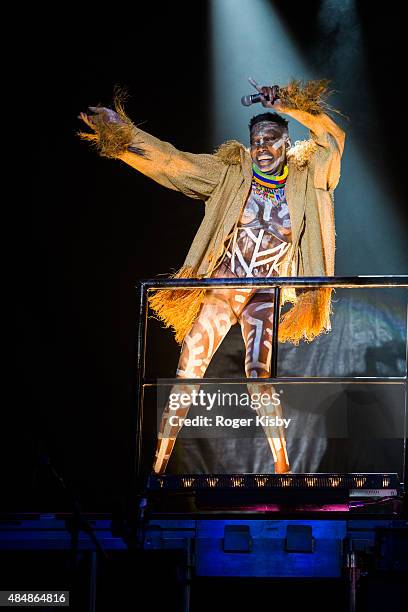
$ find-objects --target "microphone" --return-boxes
[241,93,263,107]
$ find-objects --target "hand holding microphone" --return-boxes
[241,77,281,108]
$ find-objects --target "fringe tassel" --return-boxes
[279,78,344,118]
[148,270,333,346]
[213,140,244,164]
[278,287,333,344]
[78,89,146,158]
[287,139,318,170]
[147,266,206,345]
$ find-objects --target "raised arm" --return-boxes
[258,80,345,153]
[79,105,225,200]
[258,80,345,191]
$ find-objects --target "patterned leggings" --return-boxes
[153,261,290,474]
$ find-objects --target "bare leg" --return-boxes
[153,290,236,473]
[239,290,290,473]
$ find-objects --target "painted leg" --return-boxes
[153,379,200,474]
[240,290,290,474]
[153,291,236,474]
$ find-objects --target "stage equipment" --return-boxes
[135,276,408,493]
[144,472,402,515]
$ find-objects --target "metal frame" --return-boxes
[135,276,408,487]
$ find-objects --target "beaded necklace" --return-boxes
[252,163,288,188]
[251,163,288,205]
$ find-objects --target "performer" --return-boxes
[79,79,345,474]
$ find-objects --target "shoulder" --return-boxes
[287,139,318,170]
[213,140,246,165]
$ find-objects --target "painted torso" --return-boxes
[218,170,292,279]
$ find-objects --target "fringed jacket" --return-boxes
[82,85,345,345]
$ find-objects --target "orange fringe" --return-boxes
[147,266,206,345]
[148,270,333,346]
[278,287,333,344]
[279,78,344,117]
[78,89,144,158]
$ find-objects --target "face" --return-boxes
[250,121,289,174]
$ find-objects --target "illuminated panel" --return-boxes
[255,477,268,488]
[231,477,245,488]
[206,477,219,488]
[182,477,195,488]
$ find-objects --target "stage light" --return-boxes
[146,474,402,513]
[182,477,195,488]
[210,0,309,146]
[354,477,366,488]
[255,477,267,487]
[329,477,342,487]
[148,473,400,493]
[206,477,219,487]
[231,477,245,488]
[315,0,407,274]
[281,477,293,487]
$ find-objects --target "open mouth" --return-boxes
[257,156,275,167]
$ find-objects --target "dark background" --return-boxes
[8,2,407,511]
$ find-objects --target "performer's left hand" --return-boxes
[259,85,283,111]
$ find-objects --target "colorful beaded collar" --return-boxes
[252,163,288,188]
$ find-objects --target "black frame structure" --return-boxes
[135,276,408,488]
